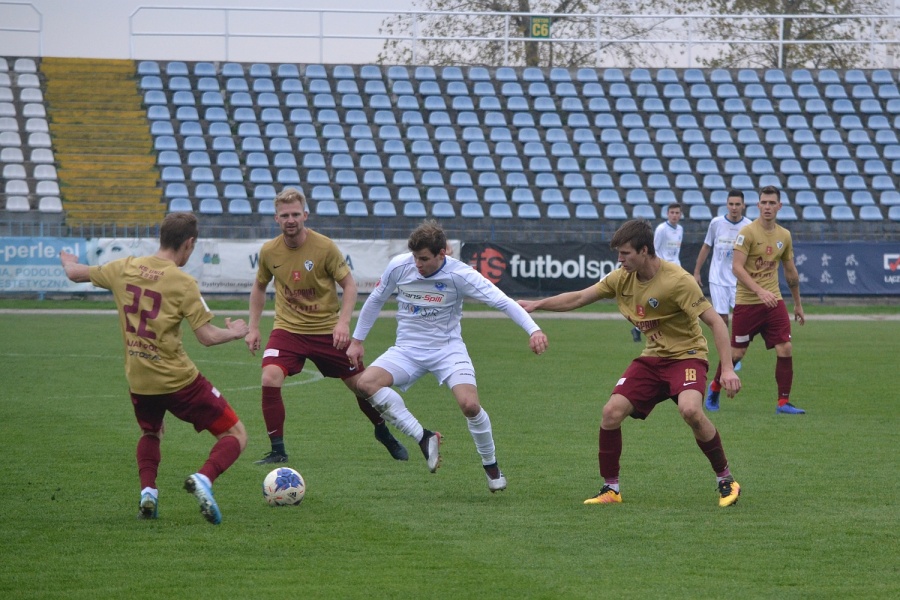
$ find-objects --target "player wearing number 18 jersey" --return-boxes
[519,219,743,508]
[60,212,249,525]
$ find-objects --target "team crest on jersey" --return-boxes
[766,246,773,255]
[434,282,446,291]
[636,305,645,317]
[776,241,784,249]
[648,298,659,308]
[304,260,314,271]
[291,270,303,282]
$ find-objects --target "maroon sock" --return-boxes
[356,395,384,426]
[696,430,729,475]
[710,362,723,391]
[136,434,161,489]
[261,386,285,438]
[776,356,793,405]
[198,435,242,484]
[598,427,623,482]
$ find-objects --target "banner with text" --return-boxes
[0,237,428,294]
[790,242,900,296]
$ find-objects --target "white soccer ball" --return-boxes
[262,467,306,506]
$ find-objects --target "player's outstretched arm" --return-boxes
[518,285,601,313]
[59,251,91,283]
[195,318,250,347]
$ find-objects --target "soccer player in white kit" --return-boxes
[347,221,549,493]
[693,190,753,329]
[654,203,684,266]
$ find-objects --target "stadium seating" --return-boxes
[7,59,900,232]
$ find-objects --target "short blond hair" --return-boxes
[274,187,307,212]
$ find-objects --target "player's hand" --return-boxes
[347,339,364,370]
[245,329,261,356]
[757,289,779,308]
[518,299,537,313]
[693,273,702,287]
[529,331,548,355]
[59,251,76,266]
[794,307,806,326]
[720,369,741,399]
[333,322,350,350]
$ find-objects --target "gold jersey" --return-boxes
[255,230,351,334]
[596,261,712,360]
[733,220,794,305]
[90,255,212,395]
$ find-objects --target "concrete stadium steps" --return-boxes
[41,57,164,225]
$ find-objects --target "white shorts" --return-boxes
[371,341,477,392]
[709,282,736,316]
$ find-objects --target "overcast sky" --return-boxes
[1,0,417,64]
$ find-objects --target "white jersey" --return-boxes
[353,253,541,349]
[654,221,683,266]
[703,215,753,286]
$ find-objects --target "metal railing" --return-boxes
[128,6,900,68]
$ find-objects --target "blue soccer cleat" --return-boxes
[734,360,742,372]
[184,473,221,525]
[704,383,720,411]
[776,402,806,415]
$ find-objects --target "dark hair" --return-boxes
[759,185,780,197]
[666,203,682,212]
[408,219,447,256]
[159,212,198,251]
[727,189,745,200]
[610,219,654,256]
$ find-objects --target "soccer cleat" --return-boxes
[484,463,507,493]
[631,327,642,343]
[419,431,442,473]
[254,451,289,465]
[374,423,409,461]
[583,485,622,504]
[718,477,741,507]
[776,402,806,415]
[137,491,158,520]
[734,360,742,372]
[704,383,721,412]
[184,473,221,525]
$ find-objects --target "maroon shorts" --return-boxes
[613,356,709,420]
[262,329,364,380]
[732,300,792,349]
[130,373,239,436]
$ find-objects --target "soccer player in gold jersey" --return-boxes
[60,212,249,525]
[706,185,806,415]
[245,188,407,464]
[519,219,743,507]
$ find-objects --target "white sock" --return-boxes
[370,388,424,441]
[466,408,496,466]
[141,487,158,499]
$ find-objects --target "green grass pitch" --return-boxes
[0,310,897,598]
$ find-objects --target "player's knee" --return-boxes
[776,341,792,357]
[227,421,248,451]
[261,365,285,387]
[601,396,629,427]
[459,399,481,418]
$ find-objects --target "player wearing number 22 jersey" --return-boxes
[61,212,249,525]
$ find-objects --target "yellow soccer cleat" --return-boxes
[584,485,622,504]
[718,478,741,507]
